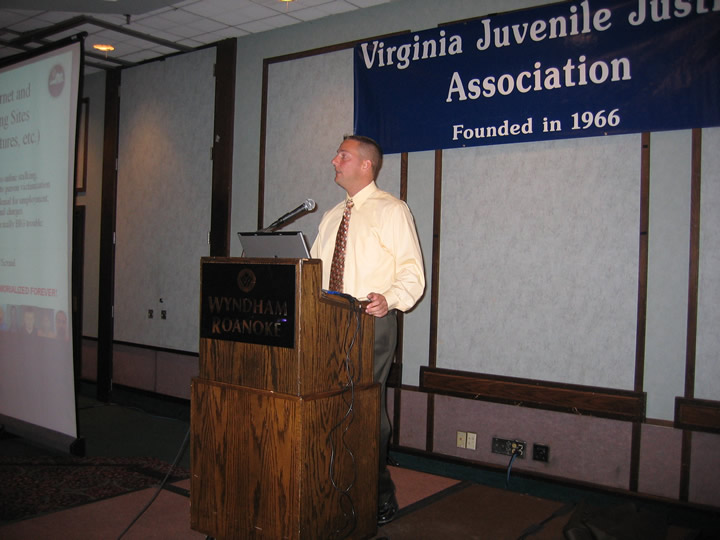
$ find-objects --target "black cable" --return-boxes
[326,297,363,539]
[516,501,576,539]
[116,425,190,540]
[327,298,361,538]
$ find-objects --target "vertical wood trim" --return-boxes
[97,69,121,403]
[397,151,408,365]
[685,128,702,400]
[209,39,236,257]
[630,421,642,492]
[680,429,692,501]
[629,133,651,493]
[426,393,435,453]
[392,153,409,445]
[426,149,442,452]
[428,149,442,370]
[635,132,650,392]
[680,128,702,502]
[257,59,270,230]
[400,152,408,201]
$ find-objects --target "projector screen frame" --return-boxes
[0,34,87,454]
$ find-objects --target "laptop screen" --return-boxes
[237,231,311,258]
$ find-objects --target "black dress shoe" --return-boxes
[377,493,398,526]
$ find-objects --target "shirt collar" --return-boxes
[347,181,377,208]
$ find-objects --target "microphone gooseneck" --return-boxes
[263,198,316,232]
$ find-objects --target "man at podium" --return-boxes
[310,134,426,526]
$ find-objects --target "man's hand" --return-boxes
[365,292,389,317]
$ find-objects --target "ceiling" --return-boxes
[0,0,397,73]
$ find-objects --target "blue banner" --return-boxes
[354,0,720,154]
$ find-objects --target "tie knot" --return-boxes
[346,199,354,209]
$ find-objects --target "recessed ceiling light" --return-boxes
[93,44,115,52]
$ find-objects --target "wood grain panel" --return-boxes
[301,387,379,539]
[191,379,378,539]
[421,367,646,421]
[191,380,299,538]
[675,397,720,434]
[192,260,378,538]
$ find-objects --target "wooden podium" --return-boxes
[191,257,379,539]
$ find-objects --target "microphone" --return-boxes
[263,199,316,232]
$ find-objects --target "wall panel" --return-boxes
[696,128,720,400]
[438,136,641,388]
[114,48,215,352]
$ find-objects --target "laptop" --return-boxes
[237,231,311,259]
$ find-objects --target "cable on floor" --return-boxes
[116,425,190,540]
[515,501,576,539]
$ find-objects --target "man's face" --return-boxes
[331,139,369,193]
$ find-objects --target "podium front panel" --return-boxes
[199,257,374,396]
[190,379,379,540]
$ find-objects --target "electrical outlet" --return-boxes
[533,443,550,462]
[456,431,467,448]
[466,432,477,450]
[491,437,526,458]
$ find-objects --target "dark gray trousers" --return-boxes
[373,310,397,505]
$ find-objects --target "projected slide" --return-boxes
[0,40,82,444]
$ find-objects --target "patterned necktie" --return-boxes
[328,199,354,292]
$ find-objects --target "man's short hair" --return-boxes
[344,134,383,180]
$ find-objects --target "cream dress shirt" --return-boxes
[310,182,425,312]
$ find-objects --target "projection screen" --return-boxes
[0,38,83,450]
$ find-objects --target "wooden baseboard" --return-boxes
[420,366,646,422]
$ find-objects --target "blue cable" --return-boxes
[506,451,518,489]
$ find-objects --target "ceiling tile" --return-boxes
[183,17,228,33]
[178,2,230,18]
[161,24,208,39]
[0,0,401,70]
[237,19,281,34]
[292,1,356,22]
[347,0,393,7]
[258,13,299,30]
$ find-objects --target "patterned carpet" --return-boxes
[0,454,189,523]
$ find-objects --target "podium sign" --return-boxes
[200,261,296,348]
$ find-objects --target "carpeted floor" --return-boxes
[374,482,702,540]
[0,452,189,524]
[1,387,718,539]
